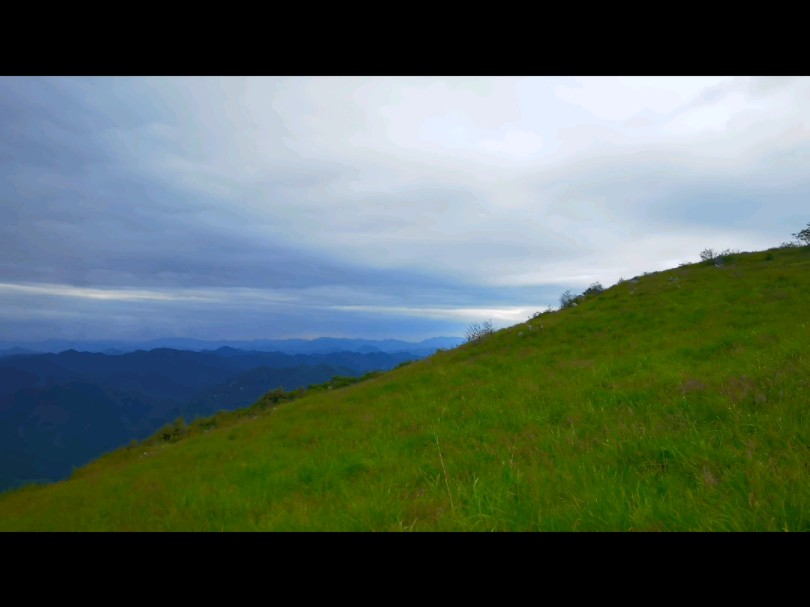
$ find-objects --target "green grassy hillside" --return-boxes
[2,245,809,531]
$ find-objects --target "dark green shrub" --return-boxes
[261,387,291,404]
[559,290,579,309]
[254,387,304,409]
[701,247,740,265]
[359,370,384,381]
[582,282,604,297]
[158,418,187,443]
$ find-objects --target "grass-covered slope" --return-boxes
[1,246,809,531]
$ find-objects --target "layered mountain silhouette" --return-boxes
[0,336,462,357]
[0,343,454,492]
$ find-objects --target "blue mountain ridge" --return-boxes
[0,344,457,493]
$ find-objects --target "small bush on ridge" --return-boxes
[792,222,810,246]
[700,248,718,261]
[559,290,579,309]
[582,282,604,297]
[700,248,740,265]
[465,320,494,343]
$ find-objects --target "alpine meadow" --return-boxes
[1,242,808,531]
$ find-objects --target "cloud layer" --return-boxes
[2,76,809,341]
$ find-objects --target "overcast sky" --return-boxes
[1,76,808,342]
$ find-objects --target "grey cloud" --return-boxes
[2,76,809,343]
[0,281,513,343]
[0,78,163,172]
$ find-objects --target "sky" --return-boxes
[1,76,809,343]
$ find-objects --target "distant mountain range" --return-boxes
[0,336,463,358]
[0,342,458,493]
